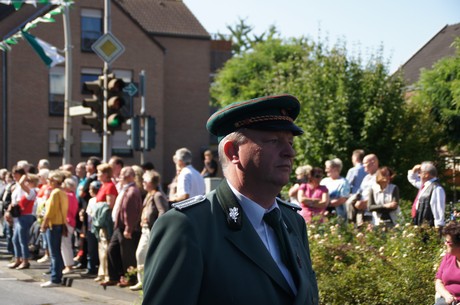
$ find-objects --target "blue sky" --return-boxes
[184,0,460,73]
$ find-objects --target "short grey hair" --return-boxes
[38,159,50,169]
[295,165,312,176]
[174,147,193,165]
[64,177,77,192]
[325,158,343,172]
[421,161,437,177]
[38,168,50,180]
[218,130,249,176]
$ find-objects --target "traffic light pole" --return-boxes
[102,0,111,162]
[140,70,146,165]
[62,4,72,165]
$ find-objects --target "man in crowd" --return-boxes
[143,94,319,305]
[81,156,101,276]
[168,147,205,204]
[108,156,124,192]
[345,149,367,194]
[408,161,445,228]
[347,153,379,226]
[104,166,142,287]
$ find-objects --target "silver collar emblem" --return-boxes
[229,207,239,223]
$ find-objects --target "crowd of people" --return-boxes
[289,150,447,230]
[0,150,210,290]
[0,93,455,304]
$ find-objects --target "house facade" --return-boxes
[0,0,217,183]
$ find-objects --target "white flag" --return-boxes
[22,31,65,67]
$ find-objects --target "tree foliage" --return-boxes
[412,38,460,155]
[216,17,279,55]
[211,21,449,199]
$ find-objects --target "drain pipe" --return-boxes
[2,51,7,167]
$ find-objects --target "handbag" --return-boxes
[10,204,21,218]
[62,223,68,237]
[58,192,68,237]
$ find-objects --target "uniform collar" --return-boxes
[227,182,278,230]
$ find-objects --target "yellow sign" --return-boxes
[91,32,125,64]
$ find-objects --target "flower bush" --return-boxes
[308,216,445,305]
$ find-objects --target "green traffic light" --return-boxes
[108,114,124,128]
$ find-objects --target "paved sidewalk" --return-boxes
[0,237,143,305]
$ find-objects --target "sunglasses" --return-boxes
[313,174,323,179]
[444,239,455,246]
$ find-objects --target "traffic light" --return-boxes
[127,116,141,150]
[144,116,156,150]
[81,77,103,134]
[107,75,126,133]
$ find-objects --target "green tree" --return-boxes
[211,23,443,199]
[413,38,460,155]
[216,17,278,55]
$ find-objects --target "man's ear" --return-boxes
[223,140,240,164]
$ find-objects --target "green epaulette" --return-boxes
[277,198,301,211]
[172,195,207,211]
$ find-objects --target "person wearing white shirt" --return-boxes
[169,147,205,203]
[407,161,446,228]
[346,154,379,226]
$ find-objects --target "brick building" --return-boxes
[0,0,230,184]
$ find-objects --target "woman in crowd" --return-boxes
[200,149,218,178]
[132,165,147,200]
[130,170,169,291]
[7,171,39,269]
[92,163,118,282]
[40,170,68,288]
[85,179,102,277]
[62,178,79,274]
[36,168,52,263]
[288,165,311,206]
[321,158,350,220]
[297,167,329,223]
[435,221,460,305]
[368,166,400,227]
[2,171,15,254]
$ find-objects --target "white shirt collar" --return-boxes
[227,181,278,228]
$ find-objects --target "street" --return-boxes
[0,237,142,305]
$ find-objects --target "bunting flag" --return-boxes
[21,30,64,67]
[0,2,73,52]
[1,1,69,11]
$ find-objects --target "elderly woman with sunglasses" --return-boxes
[435,221,460,305]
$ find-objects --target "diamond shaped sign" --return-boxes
[91,32,125,65]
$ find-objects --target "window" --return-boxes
[81,8,102,52]
[80,68,102,95]
[49,67,65,116]
[81,130,102,156]
[48,129,63,155]
[111,131,132,156]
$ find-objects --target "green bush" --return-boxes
[308,216,445,305]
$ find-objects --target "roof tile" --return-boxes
[114,0,209,38]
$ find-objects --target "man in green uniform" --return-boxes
[143,94,319,305]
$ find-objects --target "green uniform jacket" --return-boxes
[143,179,319,305]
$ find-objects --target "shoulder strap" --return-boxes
[172,195,207,210]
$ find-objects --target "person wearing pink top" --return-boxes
[435,221,460,305]
[297,167,329,223]
[62,178,79,275]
